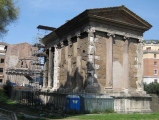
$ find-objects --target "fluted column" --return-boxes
[105,32,114,89]
[48,47,53,88]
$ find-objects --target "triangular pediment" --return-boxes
[41,5,152,46]
[87,5,152,31]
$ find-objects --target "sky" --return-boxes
[2,0,159,44]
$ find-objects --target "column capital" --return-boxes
[88,27,96,33]
[84,26,96,35]
[138,38,143,43]
[106,32,115,38]
[54,45,58,48]
[60,41,64,48]
[123,36,129,40]
[49,47,52,51]
[67,38,72,45]
[76,33,81,38]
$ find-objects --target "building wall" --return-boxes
[0,44,7,84]
[4,42,41,85]
[58,33,88,91]
[47,30,142,93]
[95,32,106,89]
[143,77,159,84]
[143,41,159,84]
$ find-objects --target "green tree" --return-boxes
[0,0,19,37]
[144,82,159,96]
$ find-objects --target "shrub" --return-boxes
[3,80,13,97]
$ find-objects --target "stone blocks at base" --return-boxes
[114,95,152,113]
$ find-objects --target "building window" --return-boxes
[0,79,2,83]
[154,79,158,83]
[154,61,157,66]
[154,70,158,75]
[146,47,151,50]
[0,59,4,63]
[0,68,3,73]
[154,54,156,58]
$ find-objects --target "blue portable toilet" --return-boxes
[65,95,80,111]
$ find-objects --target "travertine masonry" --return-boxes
[40,6,152,113]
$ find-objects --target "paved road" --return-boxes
[0,112,12,120]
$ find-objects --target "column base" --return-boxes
[51,87,58,91]
[104,87,113,89]
[47,86,52,89]
[136,88,147,94]
[122,88,129,94]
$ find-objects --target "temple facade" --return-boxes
[40,6,152,113]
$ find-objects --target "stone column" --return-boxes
[52,45,60,90]
[67,38,72,88]
[86,27,96,89]
[136,39,144,92]
[13,74,16,83]
[9,74,11,81]
[10,74,13,82]
[43,51,49,89]
[122,36,129,90]
[48,47,53,89]
[74,33,82,92]
[105,32,114,89]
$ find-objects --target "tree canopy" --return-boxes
[0,0,19,37]
[144,82,159,96]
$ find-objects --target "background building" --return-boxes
[143,40,159,84]
[4,42,42,87]
[0,42,8,84]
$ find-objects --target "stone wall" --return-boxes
[5,42,41,85]
[128,39,138,89]
[57,33,88,92]
[50,30,144,94]
[112,35,124,90]
[150,94,159,112]
[5,43,33,69]
[95,32,106,90]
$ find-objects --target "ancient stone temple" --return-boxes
[40,6,152,113]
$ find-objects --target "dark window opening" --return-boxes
[154,70,158,75]
[154,54,157,58]
[146,47,151,50]
[0,79,2,83]
[154,61,157,66]
[0,68,3,73]
[1,59,4,63]
[154,79,158,83]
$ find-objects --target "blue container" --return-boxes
[65,95,80,111]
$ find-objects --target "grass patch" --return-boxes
[68,112,159,120]
[1,88,159,120]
